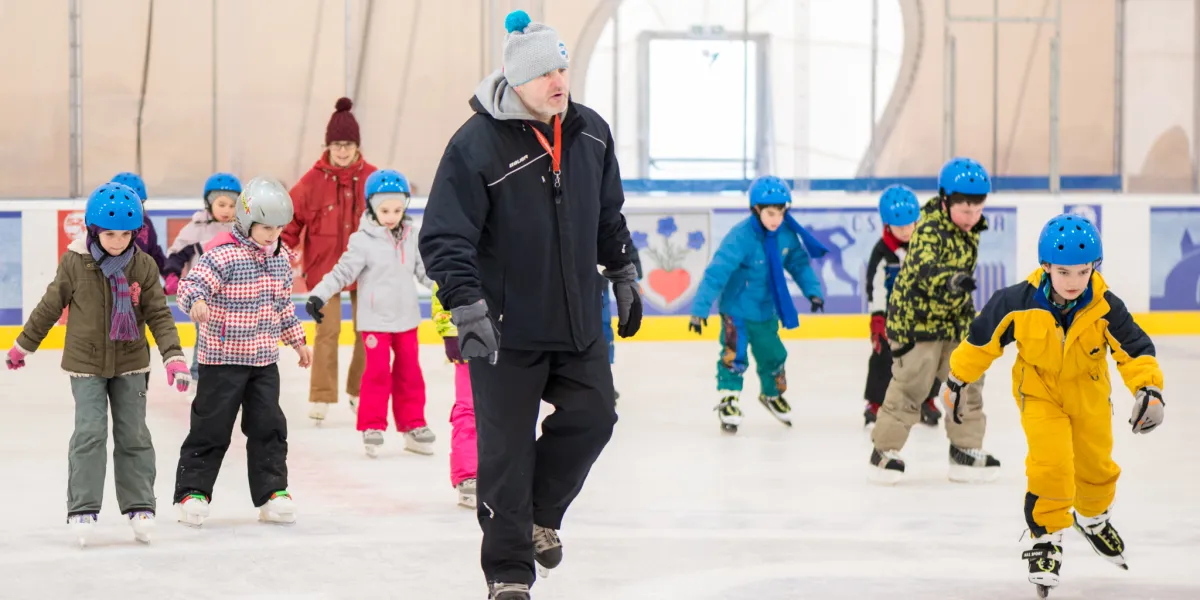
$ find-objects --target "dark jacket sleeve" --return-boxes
[139,222,167,273]
[864,241,886,316]
[418,142,491,310]
[163,244,198,278]
[596,128,635,270]
[1102,290,1164,394]
[631,244,644,280]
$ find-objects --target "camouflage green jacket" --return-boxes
[885,197,987,346]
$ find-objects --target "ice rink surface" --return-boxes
[1,338,1198,599]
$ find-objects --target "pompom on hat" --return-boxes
[501,10,570,87]
[325,97,361,146]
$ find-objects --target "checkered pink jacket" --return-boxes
[178,230,307,366]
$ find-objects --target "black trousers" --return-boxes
[864,344,942,405]
[174,363,288,507]
[470,337,618,586]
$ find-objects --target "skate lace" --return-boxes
[713,398,741,415]
[533,525,561,551]
[1096,524,1123,552]
[492,582,529,594]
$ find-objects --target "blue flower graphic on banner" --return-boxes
[627,214,711,311]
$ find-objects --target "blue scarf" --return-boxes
[751,212,829,330]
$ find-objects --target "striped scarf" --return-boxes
[89,242,139,341]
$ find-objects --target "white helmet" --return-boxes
[235,176,294,236]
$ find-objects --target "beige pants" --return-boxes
[871,340,987,452]
[310,290,366,403]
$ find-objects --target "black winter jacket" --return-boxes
[418,94,636,352]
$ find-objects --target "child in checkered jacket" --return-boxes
[172,177,312,527]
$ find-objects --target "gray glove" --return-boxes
[1130,386,1164,434]
[450,299,499,364]
[946,373,966,424]
[603,263,643,338]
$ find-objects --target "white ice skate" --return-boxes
[127,510,155,543]
[1072,511,1127,570]
[948,445,1001,483]
[403,427,436,455]
[1023,531,1063,597]
[67,513,98,547]
[176,492,210,527]
[308,402,329,424]
[457,478,477,509]
[258,491,296,524]
[714,394,743,434]
[363,429,384,458]
[348,394,359,414]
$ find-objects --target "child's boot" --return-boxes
[67,512,98,547]
[457,477,477,509]
[1023,530,1063,597]
[128,510,155,543]
[714,393,742,434]
[758,394,793,426]
[176,491,210,527]
[404,427,436,455]
[258,490,296,524]
[1073,510,1127,570]
[363,429,384,458]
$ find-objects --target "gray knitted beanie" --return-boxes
[502,10,570,86]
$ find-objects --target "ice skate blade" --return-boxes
[867,467,903,485]
[948,464,1000,483]
[258,511,297,525]
[364,444,379,458]
[1036,584,1051,598]
[404,441,434,456]
[1072,524,1128,569]
[458,493,477,509]
[536,564,550,578]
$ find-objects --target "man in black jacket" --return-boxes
[418,10,642,600]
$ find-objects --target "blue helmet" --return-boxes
[86,182,144,231]
[203,172,242,199]
[110,172,148,201]
[364,169,411,201]
[878,185,921,227]
[748,175,791,208]
[1038,213,1102,265]
[938,157,990,197]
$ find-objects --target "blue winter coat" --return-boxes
[690,217,824,323]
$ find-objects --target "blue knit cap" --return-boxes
[502,10,570,86]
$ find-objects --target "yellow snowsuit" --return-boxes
[948,269,1162,536]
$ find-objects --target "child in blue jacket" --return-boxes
[688,176,826,433]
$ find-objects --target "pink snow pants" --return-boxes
[449,362,477,487]
[359,330,427,432]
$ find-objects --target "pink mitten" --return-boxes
[163,274,179,296]
[6,346,27,370]
[165,360,191,393]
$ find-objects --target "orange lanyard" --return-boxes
[530,115,562,188]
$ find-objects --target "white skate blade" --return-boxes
[536,564,550,578]
[1029,572,1059,587]
[365,444,379,458]
[458,491,477,509]
[867,467,903,485]
[258,496,297,525]
[71,524,94,547]
[129,514,155,543]
[404,440,434,456]
[948,463,1001,483]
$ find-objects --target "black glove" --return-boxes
[305,296,325,324]
[809,296,825,313]
[688,316,706,335]
[946,373,966,424]
[948,273,977,294]
[450,299,500,363]
[604,263,643,338]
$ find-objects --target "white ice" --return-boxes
[1,338,1198,599]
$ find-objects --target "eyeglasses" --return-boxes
[328,141,357,150]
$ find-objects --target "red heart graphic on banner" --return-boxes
[649,268,691,303]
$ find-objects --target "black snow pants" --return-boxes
[470,337,618,587]
[174,363,288,507]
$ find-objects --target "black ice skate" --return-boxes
[714,395,743,433]
[948,445,1001,483]
[533,524,562,577]
[920,397,942,426]
[1072,511,1127,570]
[758,394,793,426]
[1022,531,1063,598]
[489,582,531,600]
[868,448,905,484]
[864,403,880,427]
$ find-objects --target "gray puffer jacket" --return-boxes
[310,214,433,333]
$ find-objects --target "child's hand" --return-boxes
[6,345,28,370]
[809,296,825,313]
[295,345,313,368]
[688,316,706,335]
[165,359,191,393]
[189,300,210,323]
[1130,386,1164,434]
[870,314,887,354]
[305,296,325,324]
[443,337,464,364]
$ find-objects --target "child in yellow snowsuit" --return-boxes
[944,214,1164,596]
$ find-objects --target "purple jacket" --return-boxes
[135,214,167,273]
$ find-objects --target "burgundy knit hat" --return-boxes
[325,97,361,146]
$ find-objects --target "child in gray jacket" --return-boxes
[305,169,435,456]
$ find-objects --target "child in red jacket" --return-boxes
[173,176,312,527]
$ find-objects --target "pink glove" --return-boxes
[165,360,191,393]
[6,346,28,370]
[163,273,180,296]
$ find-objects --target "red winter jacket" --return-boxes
[282,152,377,291]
